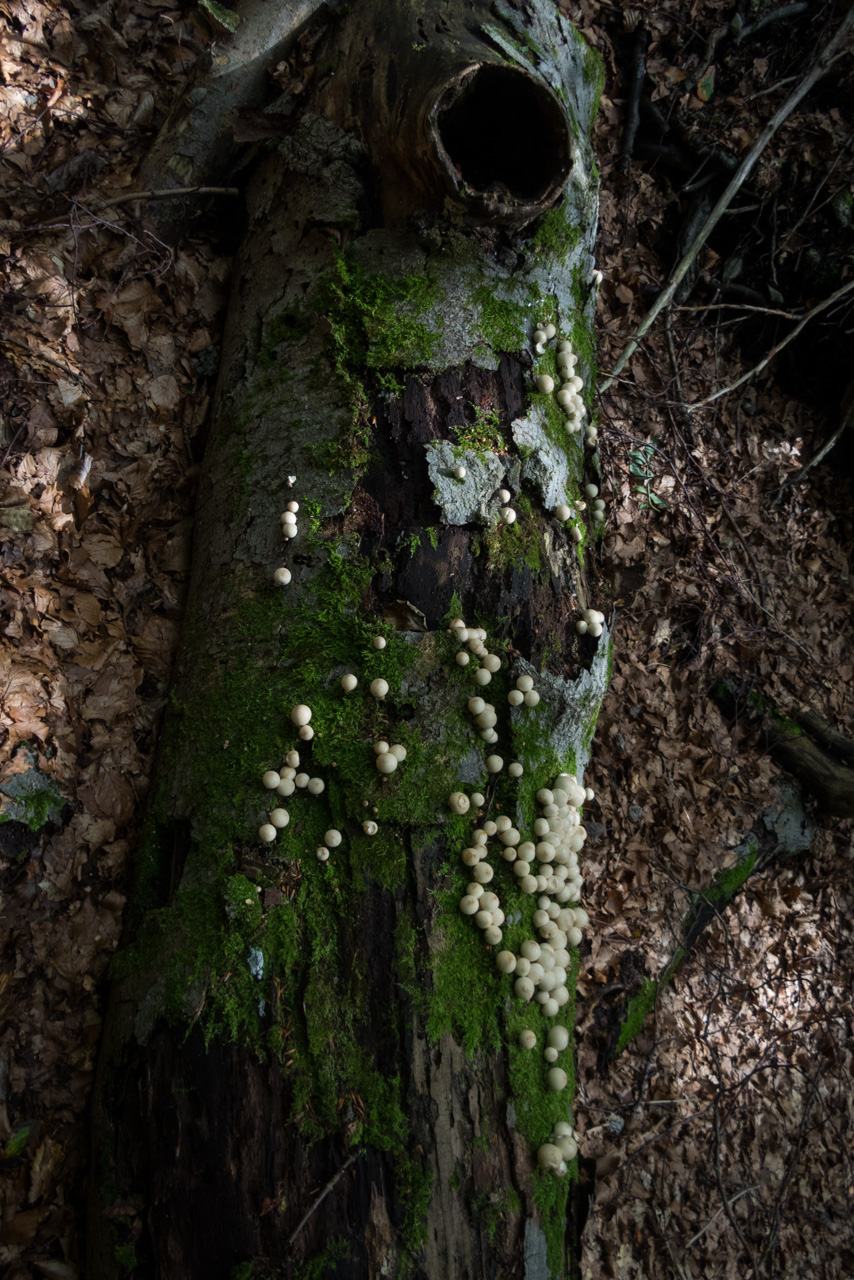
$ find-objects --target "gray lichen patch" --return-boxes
[512,408,572,510]
[512,624,611,783]
[426,442,506,525]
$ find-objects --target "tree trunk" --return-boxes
[87,4,607,1277]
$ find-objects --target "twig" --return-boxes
[2,335,82,380]
[599,7,854,395]
[686,1183,759,1249]
[720,500,767,611]
[0,422,28,470]
[288,1151,360,1244]
[619,27,647,172]
[737,2,809,44]
[675,302,796,319]
[95,184,241,208]
[687,277,854,408]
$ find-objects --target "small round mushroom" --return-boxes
[508,762,524,778]
[258,823,277,843]
[514,976,535,1002]
[262,771,281,790]
[273,567,292,586]
[536,374,555,394]
[500,507,517,525]
[308,778,325,795]
[276,778,295,797]
[471,791,485,807]
[372,635,386,650]
[473,668,492,686]
[496,951,517,974]
[316,846,330,862]
[370,678,389,699]
[537,1143,564,1172]
[362,820,378,836]
[547,1026,570,1050]
[533,328,548,345]
[524,691,540,707]
[459,895,480,916]
[291,704,312,727]
[448,791,471,815]
[545,323,557,339]
[498,488,511,503]
[376,752,398,774]
[390,744,407,762]
[472,862,493,884]
[547,1067,568,1092]
[454,465,467,480]
[295,773,309,788]
[298,725,314,741]
[269,808,290,828]
[507,689,524,706]
[518,1029,537,1049]
[576,619,588,635]
[486,755,504,773]
[341,673,358,692]
[455,651,470,666]
[481,653,501,674]
[515,675,534,692]
[554,504,571,521]
[325,829,342,847]
[467,696,486,715]
[544,1047,559,1063]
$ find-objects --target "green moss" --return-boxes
[471,281,544,354]
[296,1238,349,1280]
[476,490,545,573]
[530,205,582,262]
[583,43,605,128]
[615,977,657,1055]
[8,785,63,832]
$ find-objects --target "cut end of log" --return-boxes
[432,64,572,225]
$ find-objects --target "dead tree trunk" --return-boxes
[87,3,607,1277]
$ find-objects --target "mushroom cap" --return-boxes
[390,744,407,761]
[273,567,292,586]
[291,704,312,726]
[269,808,290,828]
[341,673,358,692]
[448,791,471,815]
[376,752,398,774]
[486,755,504,773]
[514,976,535,1001]
[324,829,342,847]
[258,824,277,843]
[547,1026,570,1050]
[298,725,314,741]
[518,1028,537,1049]
[307,778,325,794]
[537,1143,563,1171]
[369,678,389,698]
[496,951,517,974]
[536,374,555,394]
[459,895,480,915]
[372,635,387,649]
[316,846,330,861]
[547,1067,568,1091]
[262,771,281,789]
[362,820,378,836]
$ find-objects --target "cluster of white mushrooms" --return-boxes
[273,485,301,587]
[532,323,598,451]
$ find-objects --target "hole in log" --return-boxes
[437,64,571,204]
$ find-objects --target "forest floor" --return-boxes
[1,1,852,1278]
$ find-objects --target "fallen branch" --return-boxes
[687,277,854,407]
[598,6,854,394]
[95,185,241,209]
[686,1184,759,1250]
[287,1151,360,1245]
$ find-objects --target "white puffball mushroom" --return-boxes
[589,622,603,637]
[282,510,297,527]
[547,1067,568,1092]
[524,691,540,707]
[390,744,407,762]
[307,778,325,795]
[576,619,588,635]
[537,1143,564,1172]
[362,820,378,836]
[471,792,485,807]
[545,323,557,339]
[533,328,548,344]
[472,862,493,884]
[496,951,517,974]
[376,752,398,775]
[341,673,358,693]
[262,771,281,790]
[455,651,470,666]
[475,909,493,930]
[554,504,571,521]
[481,653,501,674]
[508,762,523,778]
[298,725,314,741]
[518,1029,537,1049]
[295,773,309,789]
[372,635,387,650]
[515,675,534,692]
[467,696,486,715]
[454,465,467,480]
[286,750,300,767]
[585,484,598,498]
[460,895,480,915]
[571,526,583,544]
[467,882,484,899]
[486,755,503,773]
[519,874,538,894]
[374,741,390,755]
[500,507,516,525]
[286,500,299,513]
[498,488,511,503]
[514,976,535,1002]
[473,668,492,686]
[291,704,312,727]
[536,374,555,394]
[370,678,389,699]
[325,829,342,847]
[483,925,503,945]
[276,778,295,797]
[585,786,595,802]
[547,1026,570,1050]
[258,823,277,843]
[508,689,524,706]
[448,791,471,815]
[316,846,330,862]
[273,567,292,586]
[269,808,290,828]
[544,1047,559,1063]
[541,997,559,1017]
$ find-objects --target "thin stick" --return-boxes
[687,277,854,407]
[675,302,796,319]
[2,334,82,380]
[598,7,854,394]
[96,185,241,208]
[686,1184,759,1249]
[288,1151,360,1245]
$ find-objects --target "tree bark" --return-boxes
[88,4,607,1277]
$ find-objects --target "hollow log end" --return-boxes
[430,62,573,228]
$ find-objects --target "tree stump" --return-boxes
[87,3,608,1277]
